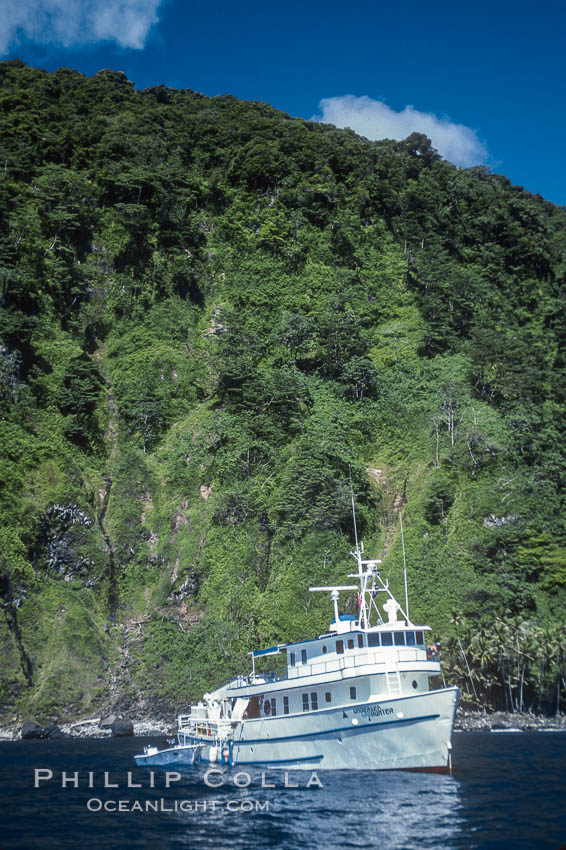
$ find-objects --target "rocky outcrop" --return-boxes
[100,714,134,736]
[21,721,69,739]
[110,717,134,736]
[97,477,118,624]
[1,564,33,691]
[21,721,43,739]
[167,572,199,603]
[483,514,517,528]
[39,503,97,584]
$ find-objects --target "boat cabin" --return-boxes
[285,619,430,680]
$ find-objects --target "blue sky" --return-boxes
[2,0,565,205]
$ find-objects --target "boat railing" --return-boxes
[250,669,287,684]
[228,647,430,690]
[288,656,386,679]
[178,715,233,738]
[299,647,427,675]
[223,648,432,691]
[227,669,287,690]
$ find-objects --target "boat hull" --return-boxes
[193,687,459,771]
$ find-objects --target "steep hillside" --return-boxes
[1,60,565,722]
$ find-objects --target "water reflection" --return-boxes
[166,765,464,850]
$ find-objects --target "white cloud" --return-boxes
[314,95,488,168]
[0,0,162,54]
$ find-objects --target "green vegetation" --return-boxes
[1,60,565,721]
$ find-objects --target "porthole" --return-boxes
[412,680,418,689]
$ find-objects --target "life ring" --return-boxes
[264,700,271,716]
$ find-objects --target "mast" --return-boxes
[311,478,414,629]
[349,472,367,627]
[350,468,360,555]
[400,510,410,622]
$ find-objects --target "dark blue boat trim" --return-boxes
[235,713,440,746]
[252,645,287,658]
[234,754,324,765]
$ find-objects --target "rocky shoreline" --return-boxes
[0,716,175,742]
[0,709,565,741]
[455,710,566,732]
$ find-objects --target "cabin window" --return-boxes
[290,652,295,667]
[270,698,277,716]
[301,649,307,664]
[406,631,416,646]
[322,645,327,654]
[416,631,424,645]
[367,633,380,647]
[325,692,332,703]
[283,696,289,715]
[311,692,318,710]
[358,634,364,648]
[394,632,405,646]
[302,694,309,712]
[350,686,357,699]
[381,632,393,646]
[336,640,344,654]
[347,639,354,649]
[412,680,418,689]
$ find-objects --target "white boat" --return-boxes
[135,518,459,772]
[135,741,201,767]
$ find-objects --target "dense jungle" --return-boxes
[1,60,565,724]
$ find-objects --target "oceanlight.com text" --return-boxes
[86,798,270,813]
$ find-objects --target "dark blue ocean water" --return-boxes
[0,732,564,850]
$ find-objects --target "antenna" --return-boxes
[349,466,360,553]
[400,510,410,622]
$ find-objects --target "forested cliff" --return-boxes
[1,60,565,723]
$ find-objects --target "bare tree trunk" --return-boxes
[501,659,509,712]
[507,672,515,712]
[519,663,525,713]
